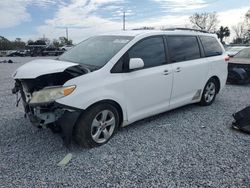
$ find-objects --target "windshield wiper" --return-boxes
[57,58,101,71]
[81,63,101,71]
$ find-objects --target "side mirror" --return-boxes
[129,58,144,70]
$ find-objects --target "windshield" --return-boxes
[59,36,133,69]
[234,48,250,58]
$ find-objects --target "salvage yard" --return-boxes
[0,57,250,187]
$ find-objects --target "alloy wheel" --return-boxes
[91,110,116,144]
[204,82,216,103]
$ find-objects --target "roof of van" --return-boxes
[100,29,217,37]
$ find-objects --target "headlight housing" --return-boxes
[29,85,76,104]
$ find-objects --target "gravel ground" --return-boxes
[0,57,250,188]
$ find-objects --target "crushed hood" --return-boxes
[13,59,78,79]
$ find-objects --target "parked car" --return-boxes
[42,47,64,56]
[27,40,47,56]
[227,47,250,84]
[6,50,28,57]
[226,46,248,57]
[60,45,73,51]
[6,50,19,57]
[12,30,228,147]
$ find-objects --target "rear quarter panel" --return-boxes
[207,54,228,92]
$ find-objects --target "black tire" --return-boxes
[199,78,218,106]
[74,103,119,148]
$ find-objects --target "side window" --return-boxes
[200,36,223,57]
[128,37,166,69]
[167,36,201,63]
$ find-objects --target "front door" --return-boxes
[122,36,173,122]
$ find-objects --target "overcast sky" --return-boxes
[0,0,249,43]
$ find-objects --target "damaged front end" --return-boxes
[12,63,88,145]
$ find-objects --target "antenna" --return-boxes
[123,11,126,31]
[66,27,69,40]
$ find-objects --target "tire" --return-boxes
[199,78,218,106]
[74,103,119,148]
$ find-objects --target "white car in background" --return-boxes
[12,29,228,147]
[60,45,73,51]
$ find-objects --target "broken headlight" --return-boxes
[29,85,76,104]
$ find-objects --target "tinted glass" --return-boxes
[200,36,223,57]
[234,48,250,58]
[167,36,200,63]
[128,37,166,68]
[59,36,133,68]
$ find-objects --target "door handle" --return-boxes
[175,67,181,72]
[163,70,169,75]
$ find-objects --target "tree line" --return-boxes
[232,9,250,44]
[190,9,250,44]
[0,37,26,51]
[0,36,73,51]
[135,9,250,45]
[1,8,250,50]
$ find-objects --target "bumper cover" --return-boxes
[27,101,81,146]
[57,109,81,146]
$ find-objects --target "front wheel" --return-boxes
[199,78,218,106]
[74,103,119,148]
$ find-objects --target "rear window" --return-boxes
[200,36,223,57]
[234,48,250,58]
[167,36,201,63]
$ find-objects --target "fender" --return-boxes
[56,88,128,122]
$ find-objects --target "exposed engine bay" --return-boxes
[14,64,88,91]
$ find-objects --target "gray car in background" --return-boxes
[228,47,250,84]
[226,46,248,57]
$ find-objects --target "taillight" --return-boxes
[225,56,230,62]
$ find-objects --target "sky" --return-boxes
[0,0,249,43]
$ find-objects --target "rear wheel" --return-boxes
[200,78,218,106]
[74,103,119,148]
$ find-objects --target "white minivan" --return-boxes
[12,29,228,147]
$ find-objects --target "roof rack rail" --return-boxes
[162,28,212,34]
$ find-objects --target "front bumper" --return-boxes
[28,102,81,145]
[56,107,81,146]
[13,81,82,146]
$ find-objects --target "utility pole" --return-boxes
[123,11,126,31]
[66,27,69,41]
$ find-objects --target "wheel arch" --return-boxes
[84,99,124,127]
[209,76,221,93]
